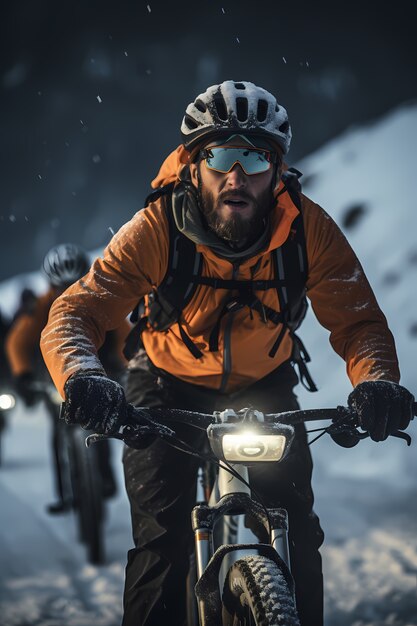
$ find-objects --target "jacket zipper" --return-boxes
[219,261,240,392]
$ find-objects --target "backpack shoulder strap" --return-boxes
[272,169,317,391]
[147,190,202,330]
[274,167,308,319]
[143,182,176,207]
[124,183,201,360]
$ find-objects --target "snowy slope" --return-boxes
[1,103,417,625]
[296,99,417,405]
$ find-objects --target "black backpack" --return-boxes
[124,168,317,392]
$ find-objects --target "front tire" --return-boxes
[221,555,300,626]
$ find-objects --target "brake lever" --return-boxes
[86,420,176,448]
[391,430,412,446]
[85,433,111,447]
[347,429,412,446]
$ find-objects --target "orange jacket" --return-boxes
[7,286,130,378]
[40,147,400,398]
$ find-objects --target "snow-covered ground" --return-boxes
[1,102,417,625]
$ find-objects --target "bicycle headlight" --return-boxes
[222,431,287,462]
[0,393,16,410]
[207,422,295,464]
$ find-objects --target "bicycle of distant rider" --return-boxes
[32,381,107,565]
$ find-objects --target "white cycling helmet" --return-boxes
[181,80,292,155]
[42,243,90,287]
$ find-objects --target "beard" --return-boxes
[197,180,275,247]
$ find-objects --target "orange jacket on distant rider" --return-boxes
[40,146,400,398]
[6,287,130,378]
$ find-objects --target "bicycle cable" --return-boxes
[306,411,357,446]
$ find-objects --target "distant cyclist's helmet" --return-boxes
[181,80,292,155]
[42,243,90,288]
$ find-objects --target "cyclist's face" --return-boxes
[189,142,276,245]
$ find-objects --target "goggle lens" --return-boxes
[202,146,273,176]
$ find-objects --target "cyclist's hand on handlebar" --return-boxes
[348,380,414,442]
[62,371,128,434]
[15,372,38,407]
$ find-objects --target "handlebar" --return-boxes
[127,403,417,428]
[85,402,416,449]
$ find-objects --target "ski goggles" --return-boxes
[200,146,275,176]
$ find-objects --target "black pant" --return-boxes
[122,351,324,626]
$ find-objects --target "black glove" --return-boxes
[348,380,414,442]
[15,372,38,407]
[62,372,129,434]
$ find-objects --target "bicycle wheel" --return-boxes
[221,555,300,626]
[70,427,105,565]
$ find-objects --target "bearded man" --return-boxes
[40,80,414,626]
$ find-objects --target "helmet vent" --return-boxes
[234,82,246,90]
[184,114,199,130]
[236,97,248,122]
[257,99,268,123]
[194,99,207,113]
[213,93,228,121]
[278,120,289,133]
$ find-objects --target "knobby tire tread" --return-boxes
[222,555,300,626]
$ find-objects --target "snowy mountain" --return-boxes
[1,103,416,626]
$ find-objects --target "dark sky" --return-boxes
[1,0,416,283]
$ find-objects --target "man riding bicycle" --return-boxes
[40,81,413,625]
[6,243,129,513]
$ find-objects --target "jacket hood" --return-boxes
[151,145,190,189]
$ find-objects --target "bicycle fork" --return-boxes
[191,463,292,625]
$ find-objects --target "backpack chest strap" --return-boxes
[196,276,287,291]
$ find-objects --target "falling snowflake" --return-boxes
[108,227,115,236]
[97,95,102,103]
[221,7,225,13]
[282,57,287,64]
[147,4,151,12]
[236,37,240,43]
[124,51,128,57]
[92,154,101,164]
